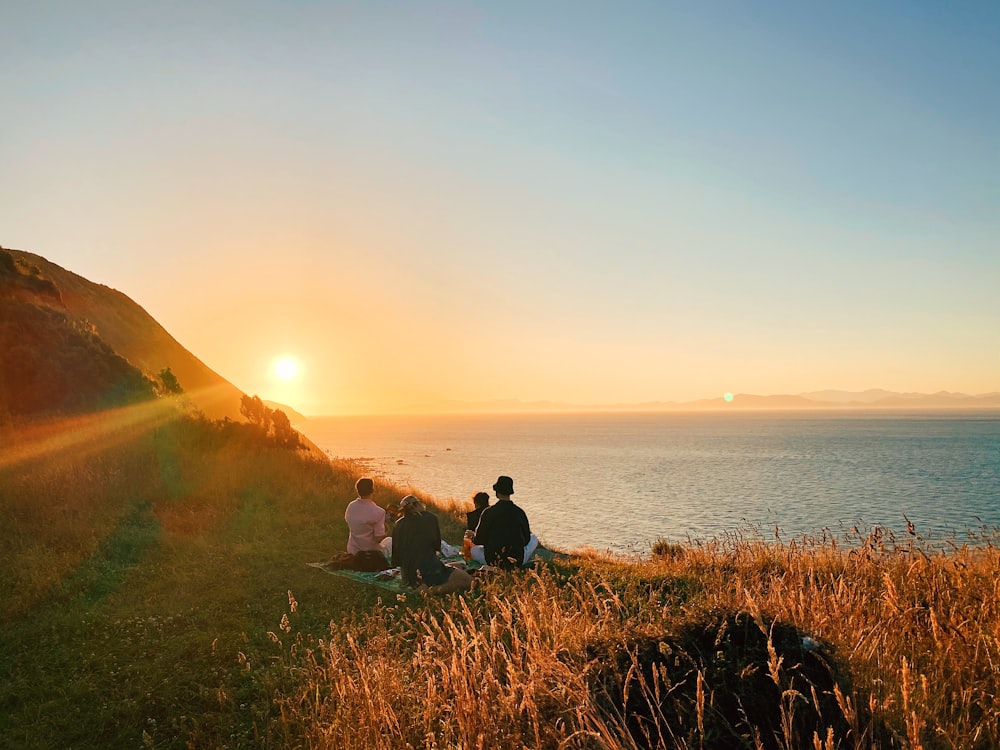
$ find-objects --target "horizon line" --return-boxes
[289,391,1000,421]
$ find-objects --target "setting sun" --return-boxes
[272,356,300,381]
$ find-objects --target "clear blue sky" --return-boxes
[3,1,998,413]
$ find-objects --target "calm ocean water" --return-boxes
[299,411,1000,554]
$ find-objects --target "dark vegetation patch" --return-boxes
[0,297,156,419]
[0,247,62,303]
[588,610,890,749]
[73,501,163,605]
[1,248,159,420]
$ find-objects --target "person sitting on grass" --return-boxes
[466,491,490,532]
[345,477,386,554]
[462,491,491,564]
[392,495,472,595]
[473,475,539,569]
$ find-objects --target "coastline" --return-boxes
[297,409,1000,555]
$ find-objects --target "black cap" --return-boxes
[492,475,514,495]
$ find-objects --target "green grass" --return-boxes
[3,411,1000,748]
[0,414,426,748]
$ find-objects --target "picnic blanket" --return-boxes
[308,546,560,594]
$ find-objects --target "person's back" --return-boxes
[392,496,471,593]
[465,491,490,532]
[474,476,531,569]
[345,477,386,555]
[393,508,442,586]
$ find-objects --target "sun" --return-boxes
[272,355,301,381]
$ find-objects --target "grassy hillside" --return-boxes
[0,294,157,420]
[2,246,247,420]
[4,406,1000,748]
[0,249,159,421]
[0,409,425,748]
[269,531,1000,749]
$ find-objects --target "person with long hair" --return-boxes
[392,495,472,594]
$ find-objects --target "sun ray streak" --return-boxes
[1,391,214,471]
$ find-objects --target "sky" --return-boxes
[2,1,998,415]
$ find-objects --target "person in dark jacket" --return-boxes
[473,476,538,569]
[465,491,490,532]
[392,495,472,593]
[463,491,492,564]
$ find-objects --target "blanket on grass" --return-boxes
[308,547,559,595]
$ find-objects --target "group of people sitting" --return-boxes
[343,474,540,594]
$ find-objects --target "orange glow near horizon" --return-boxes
[3,6,999,416]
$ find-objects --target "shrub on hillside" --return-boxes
[0,247,62,303]
[0,298,156,418]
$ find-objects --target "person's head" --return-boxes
[492,475,514,498]
[355,477,374,498]
[399,495,425,516]
[472,491,490,509]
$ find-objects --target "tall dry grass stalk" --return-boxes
[6,409,998,748]
[269,528,1000,749]
[271,572,644,749]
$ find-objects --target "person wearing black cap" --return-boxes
[472,475,538,569]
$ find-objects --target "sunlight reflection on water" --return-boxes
[301,411,1000,554]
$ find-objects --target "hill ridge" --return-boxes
[2,246,246,421]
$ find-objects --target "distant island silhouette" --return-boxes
[4,244,996,421]
[385,389,1000,416]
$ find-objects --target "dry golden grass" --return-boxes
[267,529,1000,750]
[4,410,999,749]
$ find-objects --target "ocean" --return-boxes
[298,411,1000,555]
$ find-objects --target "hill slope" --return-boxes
[2,246,246,420]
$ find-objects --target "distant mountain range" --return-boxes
[263,400,307,423]
[679,390,1000,410]
[395,389,1000,415]
[5,245,995,422]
